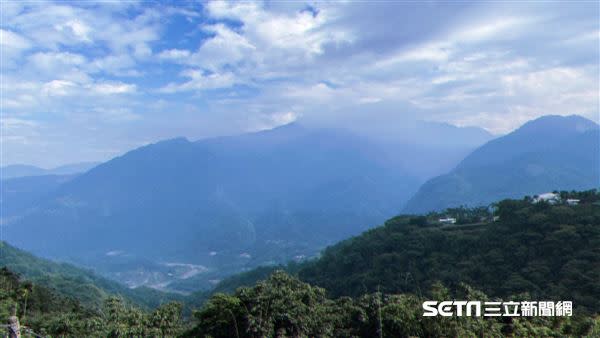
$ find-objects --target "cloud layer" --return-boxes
[1,1,598,166]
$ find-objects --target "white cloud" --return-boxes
[358,97,382,104]
[90,82,137,95]
[159,69,238,93]
[42,79,77,96]
[88,54,141,76]
[158,49,191,61]
[29,51,87,70]
[375,41,452,66]
[92,107,141,122]
[193,23,256,70]
[284,82,338,102]
[158,0,353,90]
[247,111,300,132]
[4,2,161,56]
[0,28,31,50]
[2,0,599,165]
[54,19,92,43]
[453,17,532,42]
[1,29,33,67]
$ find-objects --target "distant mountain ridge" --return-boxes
[1,174,76,218]
[3,122,490,291]
[1,161,99,180]
[4,125,418,290]
[404,115,600,213]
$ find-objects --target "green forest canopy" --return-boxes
[1,190,599,337]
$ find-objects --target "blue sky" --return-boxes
[1,0,599,167]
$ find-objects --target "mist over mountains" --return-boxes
[3,115,598,291]
[404,115,600,213]
[0,162,99,180]
[2,120,490,290]
[0,162,100,220]
[1,174,76,219]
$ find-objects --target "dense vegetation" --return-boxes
[300,190,600,313]
[0,241,186,309]
[5,268,596,337]
[189,271,599,338]
[0,268,184,337]
[2,191,599,336]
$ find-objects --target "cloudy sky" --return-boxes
[1,1,598,167]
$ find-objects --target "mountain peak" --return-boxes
[517,114,598,135]
[155,137,191,145]
[404,114,599,213]
[249,121,306,137]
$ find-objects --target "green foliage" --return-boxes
[190,271,599,338]
[0,241,185,309]
[0,267,185,337]
[2,191,599,336]
[299,192,600,313]
[190,271,333,338]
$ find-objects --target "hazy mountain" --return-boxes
[311,108,495,180]
[0,162,100,219]
[1,161,99,180]
[3,122,491,291]
[0,174,76,218]
[404,115,600,213]
[1,164,47,179]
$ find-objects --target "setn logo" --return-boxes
[423,301,481,317]
[423,300,572,317]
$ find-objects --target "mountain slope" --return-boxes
[1,162,99,180]
[404,115,600,213]
[298,191,600,313]
[1,174,76,218]
[0,241,185,309]
[4,124,421,290]
[3,122,492,291]
[1,164,47,179]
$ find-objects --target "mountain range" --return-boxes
[404,115,600,213]
[1,174,77,219]
[3,115,598,292]
[1,162,99,180]
[2,121,490,291]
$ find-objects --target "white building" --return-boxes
[533,192,560,204]
[439,217,457,224]
[566,199,580,206]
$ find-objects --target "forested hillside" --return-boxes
[0,241,186,309]
[0,267,185,337]
[189,271,598,338]
[4,268,598,337]
[299,190,600,313]
[2,191,599,337]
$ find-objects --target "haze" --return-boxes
[2,1,598,167]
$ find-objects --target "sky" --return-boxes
[1,0,599,167]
